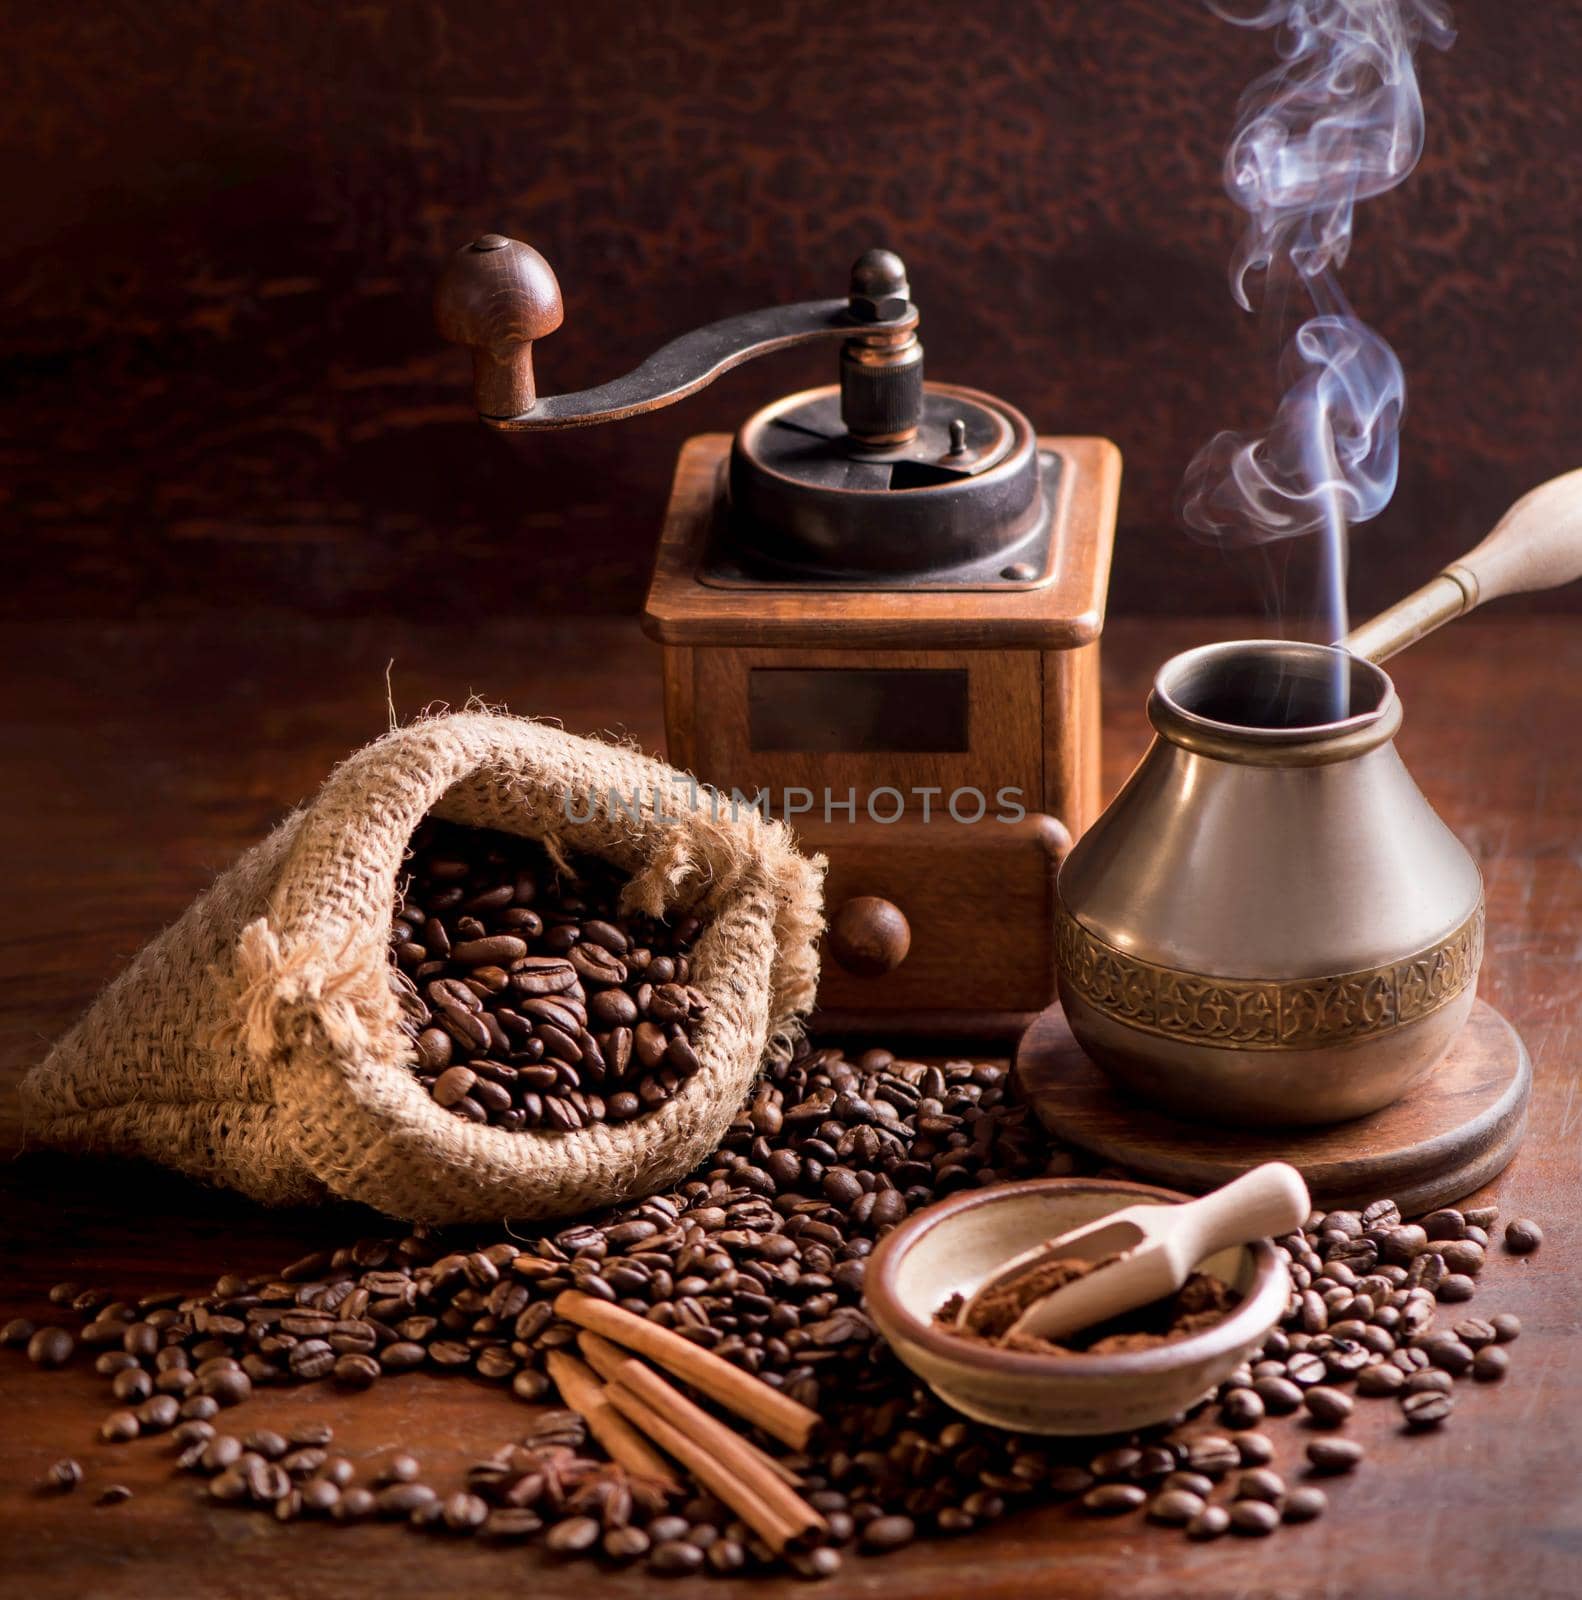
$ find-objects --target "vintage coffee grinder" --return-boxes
[437,236,1119,1035]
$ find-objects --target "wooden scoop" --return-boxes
[960,1163,1311,1344]
[1342,466,1582,663]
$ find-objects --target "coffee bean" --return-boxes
[483,1508,544,1541]
[452,935,528,967]
[1230,1500,1280,1536]
[1357,1362,1406,1397]
[1234,1468,1285,1503]
[136,1395,180,1432]
[1046,1466,1095,1496]
[333,1353,381,1388]
[1452,1317,1497,1349]
[1129,1446,1176,1484]
[1306,1438,1365,1477]
[860,1514,916,1551]
[197,1367,252,1406]
[1148,1489,1204,1525]
[1405,1369,1453,1395]
[278,1448,324,1480]
[1473,1345,1510,1381]
[40,1458,83,1494]
[1283,1487,1327,1523]
[1163,1471,1214,1497]
[1,1318,37,1349]
[1186,1505,1230,1540]
[291,1479,335,1516]
[1221,1387,1266,1428]
[1235,1433,1275,1467]
[441,1492,489,1532]
[334,1487,377,1522]
[26,1327,75,1369]
[433,1066,477,1107]
[1504,1218,1543,1255]
[1400,1390,1454,1429]
[240,1429,287,1461]
[1405,1251,1444,1292]
[1082,1484,1146,1515]
[1303,1386,1353,1426]
[122,1321,159,1360]
[1436,1273,1476,1303]
[1386,1223,1430,1261]
[1186,1436,1241,1476]
[112,1367,153,1404]
[96,1485,134,1507]
[1423,1336,1475,1375]
[604,1525,651,1561]
[376,1482,436,1518]
[1423,1208,1466,1241]
[794,1548,843,1579]
[374,1453,421,1485]
[379,1341,427,1373]
[1440,1239,1484,1276]
[289,1341,335,1380]
[1251,1376,1302,1415]
[1491,1312,1522,1343]
[100,1410,140,1442]
[546,1515,603,1553]
[1089,1447,1141,1480]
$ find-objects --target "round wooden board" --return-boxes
[1015,999,1531,1214]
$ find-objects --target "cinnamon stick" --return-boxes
[555,1289,821,1451]
[577,1330,826,1554]
[543,1349,679,1491]
[603,1383,807,1554]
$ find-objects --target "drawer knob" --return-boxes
[829,896,912,977]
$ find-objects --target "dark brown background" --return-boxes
[6,0,1581,624]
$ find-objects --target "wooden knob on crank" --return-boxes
[828,896,912,978]
[435,234,563,419]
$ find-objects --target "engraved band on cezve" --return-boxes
[1054,902,1484,1051]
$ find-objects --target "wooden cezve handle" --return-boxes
[1343,466,1582,663]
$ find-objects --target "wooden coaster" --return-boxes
[1015,999,1530,1214]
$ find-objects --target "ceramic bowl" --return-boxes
[865,1177,1288,1435]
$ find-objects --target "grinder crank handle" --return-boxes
[1342,466,1582,663]
[434,234,918,433]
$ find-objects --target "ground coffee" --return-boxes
[937,1259,1238,1354]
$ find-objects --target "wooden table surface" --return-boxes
[2,613,1579,1600]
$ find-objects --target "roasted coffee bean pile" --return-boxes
[390,821,709,1131]
[1077,1197,1531,1540]
[6,1037,1541,1575]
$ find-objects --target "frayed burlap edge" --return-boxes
[21,711,824,1223]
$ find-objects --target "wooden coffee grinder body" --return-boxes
[644,433,1118,1038]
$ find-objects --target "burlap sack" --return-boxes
[21,712,824,1222]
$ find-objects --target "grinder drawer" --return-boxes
[806,815,1069,1035]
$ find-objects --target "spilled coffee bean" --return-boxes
[3,1039,1541,1573]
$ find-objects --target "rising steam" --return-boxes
[1182,0,1454,640]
